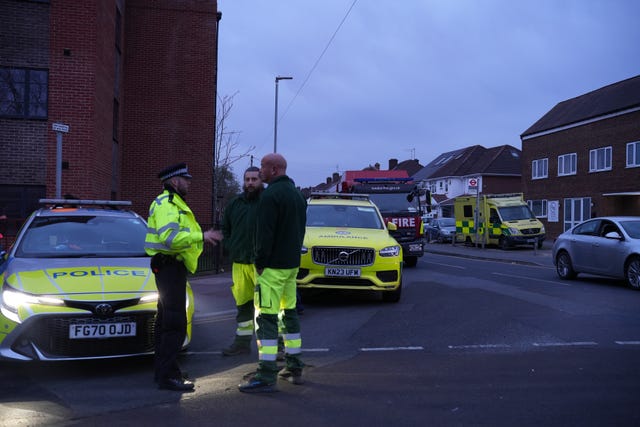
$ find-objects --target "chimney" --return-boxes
[374,162,380,170]
[389,158,398,170]
[326,177,331,184]
[332,172,340,182]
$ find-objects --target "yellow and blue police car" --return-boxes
[297,193,403,302]
[0,199,194,361]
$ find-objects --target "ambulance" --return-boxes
[454,193,545,249]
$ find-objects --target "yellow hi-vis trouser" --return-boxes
[254,267,303,382]
[231,263,257,339]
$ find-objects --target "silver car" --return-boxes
[426,217,456,243]
[552,216,640,289]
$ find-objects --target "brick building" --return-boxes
[521,75,640,240]
[0,0,219,242]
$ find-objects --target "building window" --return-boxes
[589,146,612,172]
[0,68,48,119]
[527,200,547,218]
[563,197,591,232]
[532,158,548,179]
[627,141,640,168]
[557,153,577,176]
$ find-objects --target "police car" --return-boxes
[297,193,403,302]
[0,199,194,361]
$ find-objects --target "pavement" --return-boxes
[423,238,554,267]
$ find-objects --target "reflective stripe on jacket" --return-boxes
[145,189,203,273]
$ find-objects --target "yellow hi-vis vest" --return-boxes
[144,190,204,273]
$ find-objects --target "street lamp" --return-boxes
[274,75,292,153]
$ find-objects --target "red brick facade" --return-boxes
[0,0,218,241]
[522,110,640,239]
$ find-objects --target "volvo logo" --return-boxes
[95,303,114,316]
[338,251,350,262]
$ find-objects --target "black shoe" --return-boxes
[238,378,277,393]
[158,378,195,392]
[278,367,304,385]
[222,342,251,356]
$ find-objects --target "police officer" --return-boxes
[145,162,220,391]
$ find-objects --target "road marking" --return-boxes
[448,344,511,349]
[424,261,466,269]
[615,341,640,345]
[532,341,597,347]
[360,346,424,352]
[302,348,330,353]
[492,272,571,286]
[193,309,237,324]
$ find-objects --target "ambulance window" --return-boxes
[463,205,473,217]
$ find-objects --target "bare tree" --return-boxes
[213,92,254,225]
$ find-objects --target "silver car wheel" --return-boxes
[556,251,576,280]
[626,256,640,290]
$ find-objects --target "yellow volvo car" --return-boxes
[297,193,403,302]
[0,199,194,361]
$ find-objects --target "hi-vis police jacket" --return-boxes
[145,189,204,274]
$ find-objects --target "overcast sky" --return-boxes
[216,0,640,189]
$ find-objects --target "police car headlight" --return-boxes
[301,246,308,255]
[379,245,401,257]
[2,288,64,311]
[2,286,64,323]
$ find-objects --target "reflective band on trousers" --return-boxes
[236,319,254,336]
[283,332,302,354]
[257,339,278,361]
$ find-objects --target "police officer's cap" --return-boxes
[158,162,193,181]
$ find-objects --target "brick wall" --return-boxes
[121,0,217,223]
[0,0,49,186]
[1,0,217,231]
[522,110,640,239]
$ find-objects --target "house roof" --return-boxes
[412,144,521,180]
[343,169,409,188]
[521,74,640,138]
[392,159,423,176]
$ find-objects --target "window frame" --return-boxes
[532,158,548,180]
[0,67,49,119]
[589,146,612,172]
[527,199,547,218]
[557,153,577,176]
[627,141,640,168]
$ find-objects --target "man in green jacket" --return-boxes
[238,153,307,393]
[221,166,263,356]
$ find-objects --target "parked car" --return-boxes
[0,199,195,361]
[552,216,640,289]
[426,217,456,243]
[297,193,403,302]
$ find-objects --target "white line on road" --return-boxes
[492,272,571,286]
[360,346,424,352]
[424,261,467,269]
[448,344,511,349]
[614,341,640,345]
[532,341,598,347]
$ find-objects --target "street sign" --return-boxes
[468,178,477,187]
[52,123,69,133]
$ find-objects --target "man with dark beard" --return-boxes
[220,166,264,356]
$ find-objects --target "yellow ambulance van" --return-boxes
[454,193,545,249]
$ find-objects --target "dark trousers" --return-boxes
[153,258,187,382]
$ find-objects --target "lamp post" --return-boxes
[273,75,292,153]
